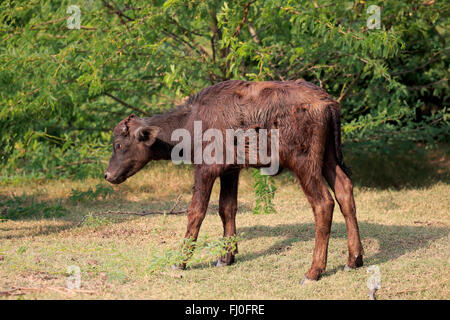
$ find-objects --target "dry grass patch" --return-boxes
[1,148,449,299]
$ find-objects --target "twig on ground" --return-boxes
[76,195,187,227]
[0,286,97,296]
[76,215,88,227]
[384,279,449,297]
[107,194,186,216]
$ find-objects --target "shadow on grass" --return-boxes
[0,196,255,239]
[236,221,449,278]
[276,143,449,190]
[0,222,74,239]
[343,143,450,190]
[2,199,448,281]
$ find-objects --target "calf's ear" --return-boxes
[134,126,161,146]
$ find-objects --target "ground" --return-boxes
[0,145,449,299]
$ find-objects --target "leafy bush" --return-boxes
[1,1,447,171]
[0,1,448,214]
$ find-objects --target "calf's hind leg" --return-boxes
[215,171,240,267]
[293,165,335,282]
[323,153,363,270]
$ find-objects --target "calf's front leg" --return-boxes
[175,167,217,269]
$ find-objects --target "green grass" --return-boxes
[0,146,449,299]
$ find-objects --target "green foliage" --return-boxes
[69,183,114,203]
[252,169,277,214]
[0,0,448,211]
[0,132,108,183]
[0,193,67,220]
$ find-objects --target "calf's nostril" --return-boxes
[104,173,108,180]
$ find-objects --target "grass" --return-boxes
[0,145,449,300]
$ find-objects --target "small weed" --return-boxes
[148,235,240,272]
[78,212,112,228]
[17,246,27,254]
[107,271,129,284]
[252,169,277,215]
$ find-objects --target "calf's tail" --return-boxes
[329,103,352,177]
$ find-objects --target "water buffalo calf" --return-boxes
[105,79,364,282]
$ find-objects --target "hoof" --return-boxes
[214,259,228,267]
[214,254,235,267]
[346,254,364,269]
[343,264,353,272]
[300,276,317,285]
[345,254,364,271]
[368,288,377,300]
[171,263,186,270]
[355,255,364,267]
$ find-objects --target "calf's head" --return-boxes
[105,114,160,184]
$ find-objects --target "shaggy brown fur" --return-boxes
[105,80,364,281]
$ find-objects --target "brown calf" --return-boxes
[105,80,364,282]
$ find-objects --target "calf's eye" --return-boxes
[115,143,121,150]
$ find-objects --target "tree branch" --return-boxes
[104,92,152,117]
[408,78,448,91]
[233,0,256,37]
[101,0,134,24]
[337,72,362,103]
[392,51,443,76]
[161,29,208,59]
